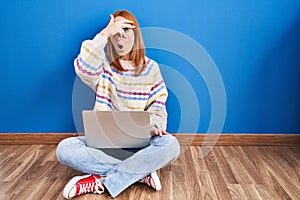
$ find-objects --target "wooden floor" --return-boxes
[0,145,299,200]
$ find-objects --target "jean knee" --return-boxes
[153,134,180,159]
[168,135,180,159]
[56,136,84,163]
[56,138,68,163]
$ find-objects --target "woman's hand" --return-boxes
[100,14,136,39]
[150,126,168,137]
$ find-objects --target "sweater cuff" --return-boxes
[150,119,165,131]
[92,33,108,45]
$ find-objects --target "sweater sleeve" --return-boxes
[74,34,108,91]
[146,62,168,131]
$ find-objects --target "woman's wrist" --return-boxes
[99,29,110,39]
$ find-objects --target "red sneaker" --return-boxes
[139,171,162,190]
[63,174,105,199]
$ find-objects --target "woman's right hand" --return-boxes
[100,14,136,39]
[150,126,168,138]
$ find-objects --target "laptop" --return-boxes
[82,110,151,148]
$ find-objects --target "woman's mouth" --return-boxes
[118,44,124,50]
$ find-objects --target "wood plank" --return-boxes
[204,147,232,199]
[254,184,281,200]
[212,146,238,184]
[230,146,264,184]
[242,184,263,200]
[253,147,300,199]
[219,146,254,184]
[241,146,291,200]
[0,133,299,146]
[227,184,249,200]
[172,148,203,200]
[159,170,173,200]
[190,146,219,199]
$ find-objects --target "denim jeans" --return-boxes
[56,134,180,198]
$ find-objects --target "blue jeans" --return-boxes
[56,134,180,198]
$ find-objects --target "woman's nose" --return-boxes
[115,33,127,40]
[115,34,122,41]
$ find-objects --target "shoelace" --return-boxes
[94,178,105,194]
[140,175,153,187]
[78,176,104,195]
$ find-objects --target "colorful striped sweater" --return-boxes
[74,34,168,130]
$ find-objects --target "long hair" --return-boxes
[107,10,146,76]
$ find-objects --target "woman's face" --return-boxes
[111,16,135,59]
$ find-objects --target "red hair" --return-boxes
[107,10,146,76]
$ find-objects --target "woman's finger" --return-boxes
[116,20,135,27]
[108,14,115,25]
[121,24,136,29]
[119,28,126,38]
[150,127,157,137]
[118,19,134,24]
[162,130,168,135]
[158,131,163,137]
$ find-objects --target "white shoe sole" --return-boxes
[63,174,92,199]
[151,171,162,191]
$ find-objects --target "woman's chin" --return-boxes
[116,51,130,58]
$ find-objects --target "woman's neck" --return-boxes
[119,53,131,61]
[119,59,134,70]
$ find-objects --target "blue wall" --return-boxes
[0,0,299,133]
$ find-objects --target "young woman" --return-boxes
[56,10,180,199]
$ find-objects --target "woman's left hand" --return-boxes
[150,126,168,137]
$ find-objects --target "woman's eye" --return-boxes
[123,28,129,32]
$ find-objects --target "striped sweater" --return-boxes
[74,34,168,130]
